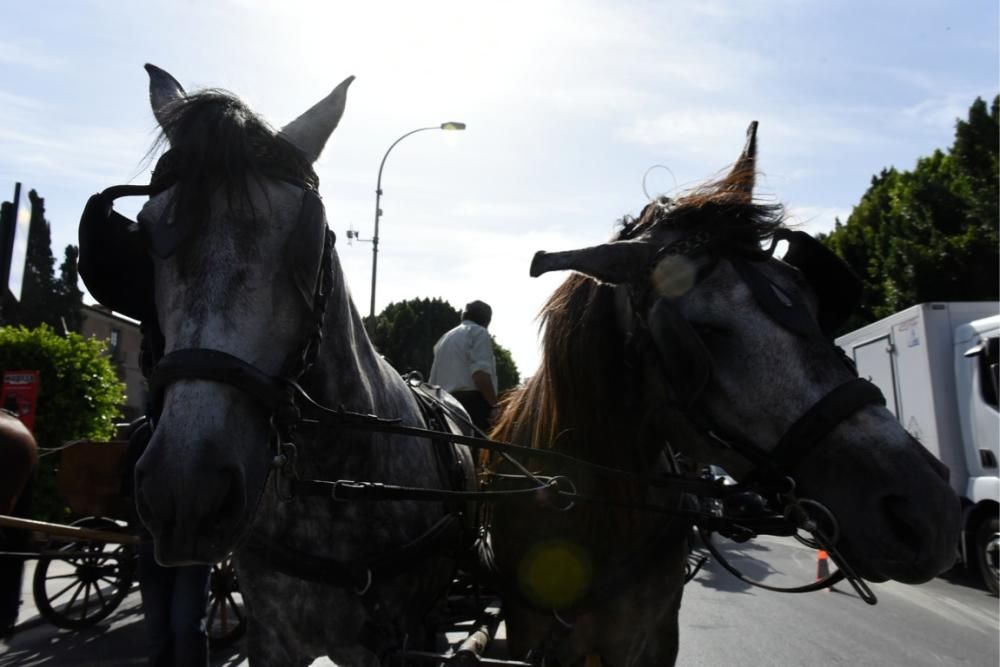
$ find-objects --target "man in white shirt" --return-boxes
[429,300,498,432]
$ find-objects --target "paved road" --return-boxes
[677,535,999,666]
[1,536,996,666]
[0,559,247,667]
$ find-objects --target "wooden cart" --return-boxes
[0,439,245,648]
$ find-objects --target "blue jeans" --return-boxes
[137,542,211,667]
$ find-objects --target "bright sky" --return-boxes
[1,1,996,376]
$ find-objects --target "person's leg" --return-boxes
[0,478,31,636]
[452,391,491,432]
[138,542,175,666]
[168,564,211,667]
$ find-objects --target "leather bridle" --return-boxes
[619,231,886,602]
[119,177,883,603]
[147,224,335,443]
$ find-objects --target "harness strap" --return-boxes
[406,381,474,517]
[683,377,886,475]
[242,513,463,590]
[149,348,294,422]
[291,382,763,500]
[290,477,567,505]
[769,378,886,473]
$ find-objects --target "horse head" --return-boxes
[132,65,353,564]
[528,123,961,585]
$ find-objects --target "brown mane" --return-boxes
[491,167,785,470]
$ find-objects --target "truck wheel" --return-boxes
[975,517,999,596]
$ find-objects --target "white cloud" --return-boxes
[902,93,979,130]
[783,204,853,237]
[1,0,995,378]
[0,121,151,187]
[0,40,64,69]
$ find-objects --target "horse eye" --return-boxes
[770,283,794,307]
[692,323,728,339]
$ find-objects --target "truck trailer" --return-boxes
[836,302,999,594]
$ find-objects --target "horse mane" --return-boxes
[492,169,786,468]
[149,89,318,228]
[623,164,785,246]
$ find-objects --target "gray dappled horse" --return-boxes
[100,66,474,666]
[487,125,961,666]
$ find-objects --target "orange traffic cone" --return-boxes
[816,549,832,590]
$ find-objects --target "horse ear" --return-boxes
[530,241,658,285]
[279,76,356,164]
[145,64,186,133]
[722,121,758,204]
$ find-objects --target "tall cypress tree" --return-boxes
[0,200,12,323]
[17,190,59,330]
[1,189,85,332]
[57,246,84,333]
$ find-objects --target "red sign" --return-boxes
[2,370,40,432]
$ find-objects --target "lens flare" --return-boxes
[651,255,697,298]
[517,540,593,608]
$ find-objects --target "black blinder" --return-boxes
[731,256,818,337]
[778,230,861,334]
[283,191,330,306]
[78,185,159,322]
[646,298,713,408]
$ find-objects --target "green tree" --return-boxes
[492,341,520,393]
[16,190,59,330]
[1,190,84,332]
[368,297,462,378]
[0,325,125,522]
[368,297,521,392]
[56,245,84,333]
[821,95,999,328]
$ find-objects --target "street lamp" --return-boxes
[369,122,466,320]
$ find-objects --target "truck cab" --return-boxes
[954,316,999,593]
[837,304,999,595]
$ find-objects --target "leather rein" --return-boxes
[142,185,882,605]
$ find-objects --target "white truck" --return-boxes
[836,302,999,595]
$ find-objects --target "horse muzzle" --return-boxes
[134,431,252,565]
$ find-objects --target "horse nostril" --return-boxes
[136,475,172,528]
[882,496,923,552]
[211,468,246,528]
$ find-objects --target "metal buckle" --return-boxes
[270,417,300,501]
[547,476,577,512]
[354,568,373,596]
[785,497,840,546]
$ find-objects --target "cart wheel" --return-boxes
[207,557,246,650]
[32,516,136,630]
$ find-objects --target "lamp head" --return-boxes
[440,122,466,130]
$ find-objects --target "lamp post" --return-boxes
[369,122,466,320]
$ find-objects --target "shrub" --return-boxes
[0,325,124,522]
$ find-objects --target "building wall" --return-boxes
[79,304,145,421]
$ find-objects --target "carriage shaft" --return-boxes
[0,514,139,545]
